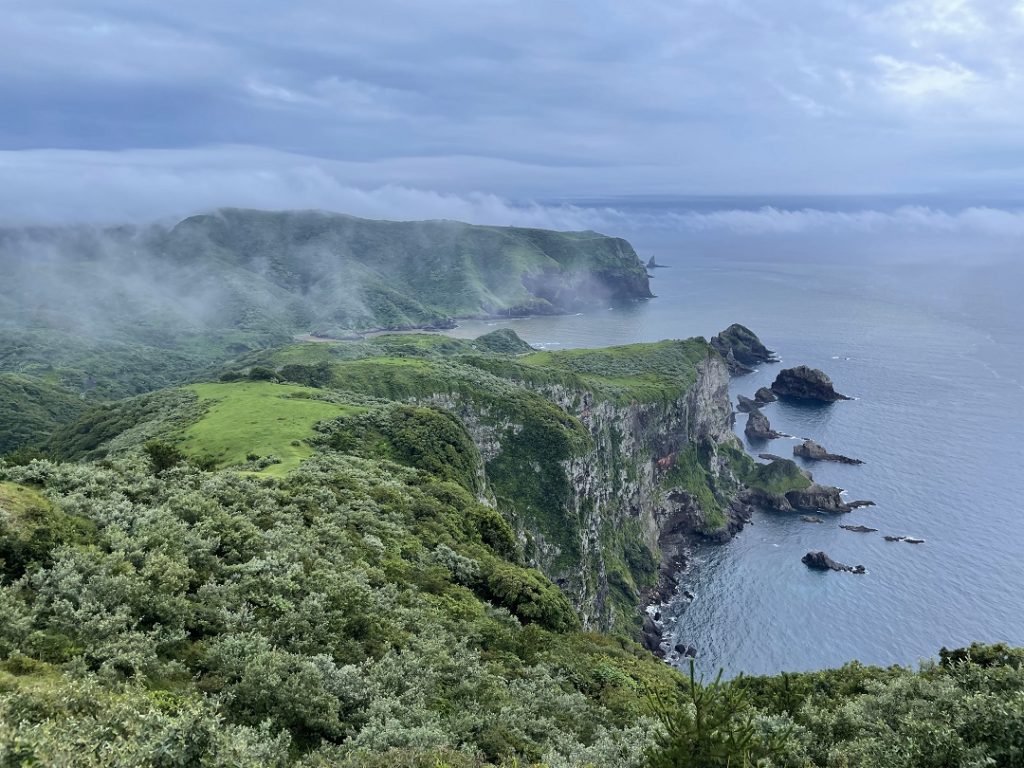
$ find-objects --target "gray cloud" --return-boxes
[2,0,1024,203]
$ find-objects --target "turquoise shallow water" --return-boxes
[448,233,1024,677]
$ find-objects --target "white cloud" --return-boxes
[872,54,978,101]
[880,0,988,43]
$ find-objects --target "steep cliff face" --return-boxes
[231,333,748,637]
[513,356,743,631]
[409,347,744,634]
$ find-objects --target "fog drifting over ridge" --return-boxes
[2,147,1023,256]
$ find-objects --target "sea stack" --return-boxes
[771,366,851,403]
[711,324,777,375]
[745,410,783,440]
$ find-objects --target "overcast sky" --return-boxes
[3,0,1023,222]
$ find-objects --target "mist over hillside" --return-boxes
[0,208,651,399]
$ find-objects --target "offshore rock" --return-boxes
[785,483,872,514]
[754,386,777,404]
[840,524,878,533]
[794,439,863,465]
[802,550,866,574]
[745,410,783,441]
[771,366,851,403]
[801,515,824,523]
[711,324,777,375]
[737,395,761,413]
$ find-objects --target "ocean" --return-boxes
[447,197,1024,677]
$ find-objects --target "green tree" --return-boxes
[143,439,184,473]
[646,661,789,768]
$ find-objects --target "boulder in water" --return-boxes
[771,366,851,402]
[754,386,777,404]
[794,439,864,465]
[745,410,783,440]
[802,550,866,574]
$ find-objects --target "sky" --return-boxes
[3,0,1024,223]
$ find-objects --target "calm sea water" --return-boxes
[448,200,1024,677]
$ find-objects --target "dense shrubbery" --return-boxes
[0,456,675,766]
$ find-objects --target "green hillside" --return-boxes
[0,210,651,399]
[0,374,87,455]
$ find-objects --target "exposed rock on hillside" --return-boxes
[771,366,851,402]
[794,439,864,465]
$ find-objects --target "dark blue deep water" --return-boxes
[449,200,1024,677]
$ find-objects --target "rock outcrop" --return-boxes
[771,366,851,403]
[785,483,873,514]
[754,387,777,404]
[802,550,866,574]
[840,524,877,533]
[737,395,760,413]
[744,410,783,440]
[711,324,777,375]
[885,535,925,544]
[794,439,864,465]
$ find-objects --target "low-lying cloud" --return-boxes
[2,148,1023,247]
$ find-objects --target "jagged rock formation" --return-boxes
[794,439,864,465]
[754,386,777,404]
[711,324,777,375]
[745,410,783,440]
[840,524,878,533]
[771,366,851,402]
[802,550,866,574]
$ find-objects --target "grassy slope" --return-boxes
[0,481,48,517]
[465,338,711,405]
[180,382,363,475]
